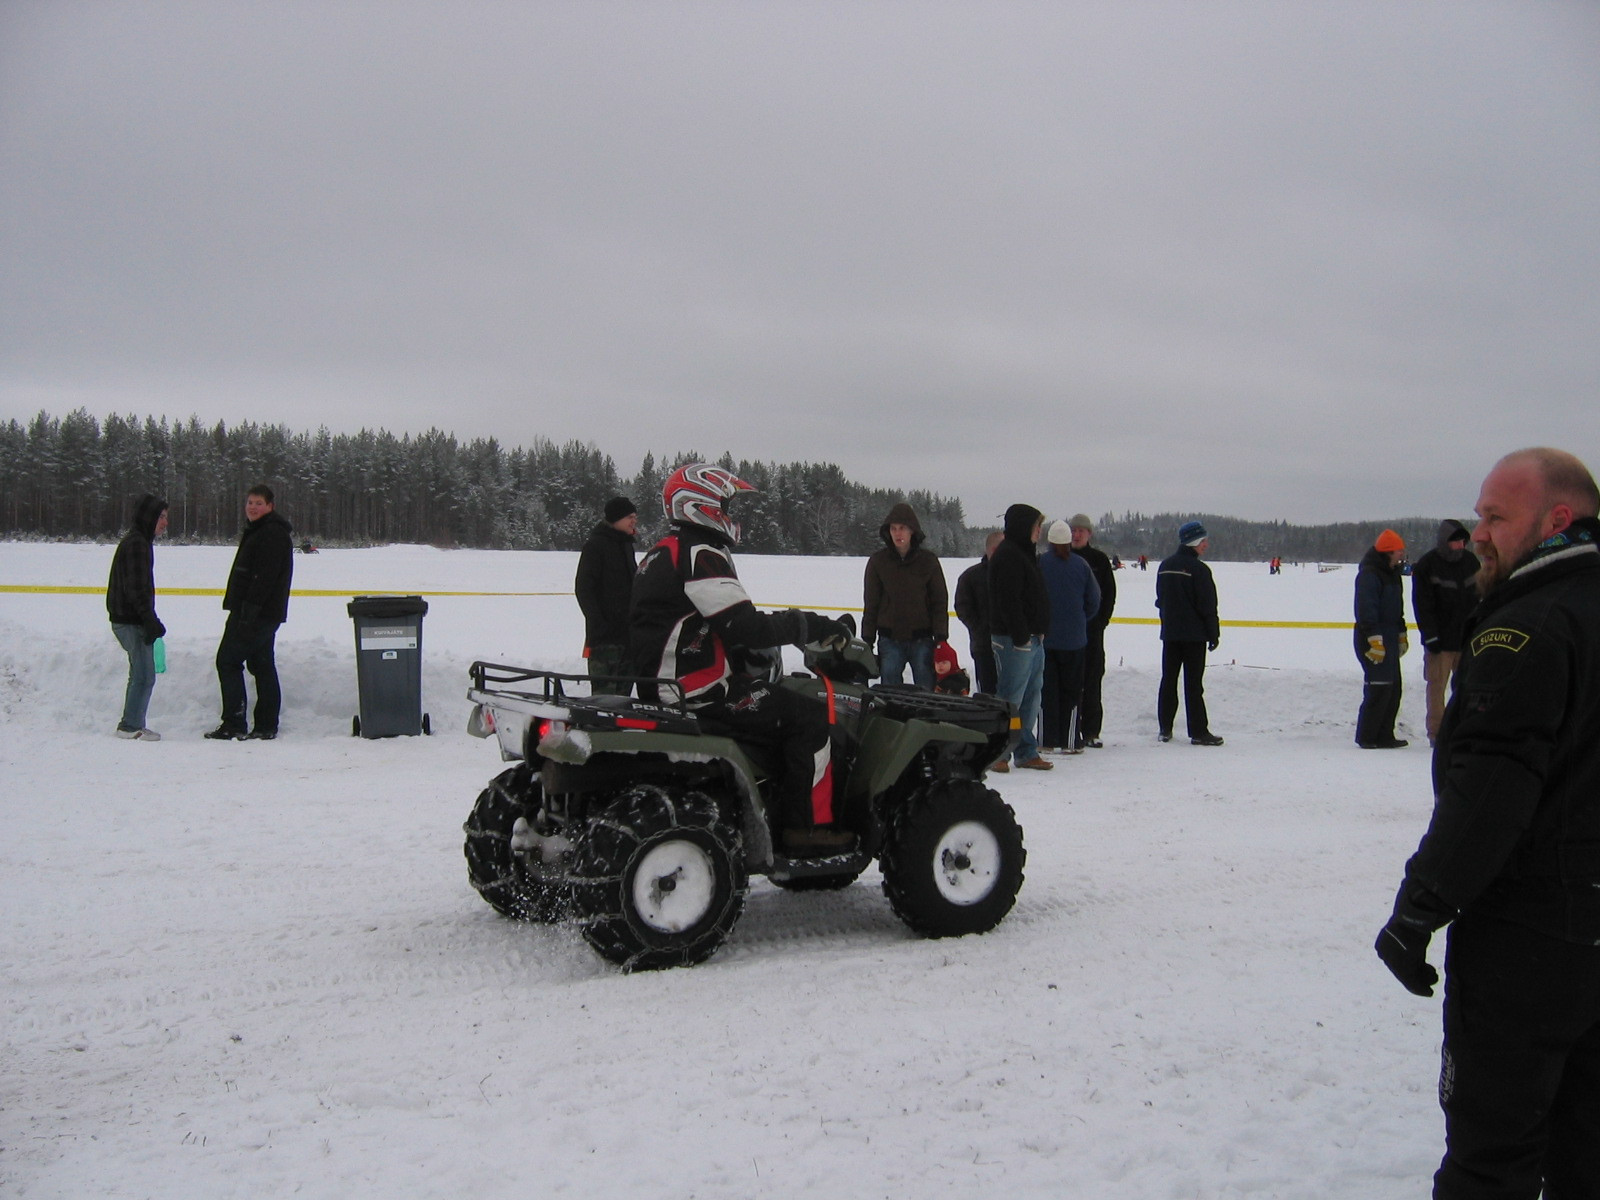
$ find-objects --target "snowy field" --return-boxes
[2,543,1448,1198]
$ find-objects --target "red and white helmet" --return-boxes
[662,462,756,544]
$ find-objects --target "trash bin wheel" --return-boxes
[352,715,361,737]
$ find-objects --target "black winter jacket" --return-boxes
[574,520,637,647]
[106,494,167,639]
[1077,543,1117,635]
[954,557,990,644]
[1352,544,1406,658]
[1155,545,1218,643]
[861,502,948,643]
[1410,519,1480,652]
[987,504,1049,645]
[224,509,295,624]
[1398,517,1600,944]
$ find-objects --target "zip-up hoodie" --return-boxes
[861,502,948,643]
[106,494,168,638]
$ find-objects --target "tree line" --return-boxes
[1094,511,1451,566]
[0,409,977,557]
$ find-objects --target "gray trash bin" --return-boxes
[348,595,431,737]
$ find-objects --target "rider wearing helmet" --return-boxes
[631,463,853,853]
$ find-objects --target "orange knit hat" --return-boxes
[1375,529,1405,553]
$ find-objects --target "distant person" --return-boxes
[206,485,294,741]
[1269,555,1282,575]
[1138,554,1148,571]
[1410,519,1480,746]
[988,504,1052,772]
[954,530,1003,694]
[1374,447,1600,1198]
[575,495,639,695]
[105,494,169,741]
[1155,521,1223,746]
[861,502,948,689]
[1039,521,1101,754]
[1070,514,1116,748]
[1354,529,1409,749]
[931,640,970,696]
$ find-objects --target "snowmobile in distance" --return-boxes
[462,618,1026,971]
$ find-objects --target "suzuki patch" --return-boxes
[1471,627,1530,655]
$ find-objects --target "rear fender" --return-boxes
[848,716,987,803]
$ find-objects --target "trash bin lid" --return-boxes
[347,595,430,619]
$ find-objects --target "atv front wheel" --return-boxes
[881,780,1025,938]
[463,765,570,923]
[569,784,747,971]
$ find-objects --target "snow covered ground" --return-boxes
[2,543,1448,1198]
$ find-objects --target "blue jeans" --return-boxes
[878,636,936,689]
[112,622,156,731]
[992,634,1045,763]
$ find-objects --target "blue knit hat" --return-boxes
[1178,520,1208,547]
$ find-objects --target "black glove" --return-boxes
[141,616,166,644]
[803,612,850,647]
[1207,637,1220,652]
[1374,882,1452,997]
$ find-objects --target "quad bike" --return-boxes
[462,625,1025,971]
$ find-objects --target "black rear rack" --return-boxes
[469,661,688,709]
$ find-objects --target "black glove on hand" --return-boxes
[1207,637,1220,652]
[803,612,850,646]
[141,616,166,644]
[1375,921,1438,997]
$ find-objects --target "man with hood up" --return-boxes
[861,502,948,689]
[106,493,169,740]
[1354,528,1410,749]
[987,503,1053,771]
[1411,519,1480,745]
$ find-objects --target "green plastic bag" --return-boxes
[153,636,167,675]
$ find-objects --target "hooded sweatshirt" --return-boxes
[987,504,1050,645]
[861,502,948,643]
[106,494,168,638]
[1411,518,1481,652]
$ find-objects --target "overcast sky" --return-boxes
[2,1,1596,528]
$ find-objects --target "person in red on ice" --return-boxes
[630,463,852,854]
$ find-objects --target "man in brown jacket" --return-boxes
[862,502,949,689]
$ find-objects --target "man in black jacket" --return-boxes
[1069,514,1116,748]
[106,493,169,740]
[207,485,294,740]
[954,531,1002,694]
[1155,521,1222,746]
[1375,448,1600,1197]
[1411,519,1480,746]
[987,503,1052,771]
[1353,529,1410,749]
[575,496,638,695]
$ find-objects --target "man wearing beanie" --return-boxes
[1040,520,1101,753]
[1155,520,1223,746]
[1069,513,1116,747]
[575,496,639,695]
[1354,528,1410,747]
[1411,519,1480,745]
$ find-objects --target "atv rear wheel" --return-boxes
[881,780,1025,938]
[463,765,570,923]
[569,784,747,971]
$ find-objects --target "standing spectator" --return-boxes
[1069,513,1116,748]
[988,503,1052,772]
[1354,529,1409,749]
[575,496,639,695]
[1155,521,1223,746]
[1411,519,1480,745]
[954,530,1003,694]
[1374,447,1600,1197]
[1039,521,1101,754]
[1138,554,1148,571]
[206,485,294,741]
[862,502,948,689]
[105,493,169,741]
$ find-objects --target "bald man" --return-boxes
[1375,447,1600,1197]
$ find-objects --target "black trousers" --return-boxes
[1081,629,1107,739]
[969,636,998,696]
[1041,647,1085,749]
[1157,640,1210,738]
[1435,914,1600,1199]
[216,616,282,734]
[702,679,833,830]
[1356,638,1402,745]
